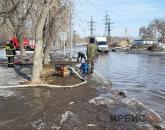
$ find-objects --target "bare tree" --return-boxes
[31,0,61,82]
[43,2,70,65]
[139,26,146,38]
[139,23,155,40]
[0,0,72,82]
[139,19,165,43]
[0,0,34,56]
[156,20,165,43]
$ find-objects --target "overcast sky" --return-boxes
[74,0,165,38]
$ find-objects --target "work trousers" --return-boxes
[87,60,94,74]
[8,56,14,67]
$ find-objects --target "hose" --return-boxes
[0,80,87,89]
[68,66,85,81]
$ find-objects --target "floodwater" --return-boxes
[74,45,165,120]
[95,52,165,120]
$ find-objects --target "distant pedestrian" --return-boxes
[77,51,86,62]
[87,37,97,74]
[5,40,16,67]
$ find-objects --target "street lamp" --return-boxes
[69,0,73,60]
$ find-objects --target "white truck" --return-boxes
[95,37,109,53]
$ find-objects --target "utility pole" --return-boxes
[104,11,114,43]
[125,28,128,40]
[88,16,96,37]
[154,20,159,43]
[84,29,86,38]
[84,29,86,43]
[107,18,111,43]
[107,18,114,44]
[104,11,109,36]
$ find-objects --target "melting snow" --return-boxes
[60,111,74,124]
[89,96,114,105]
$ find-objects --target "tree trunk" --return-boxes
[43,40,52,65]
[31,3,52,82]
[32,39,44,82]
[19,36,27,57]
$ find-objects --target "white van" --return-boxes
[95,37,109,53]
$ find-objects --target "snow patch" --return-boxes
[121,98,138,106]
[68,101,74,105]
[60,111,74,125]
[31,119,46,130]
[87,124,96,127]
[89,96,114,105]
[51,125,61,130]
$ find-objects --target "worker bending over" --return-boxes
[77,51,86,62]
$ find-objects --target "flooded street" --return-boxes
[95,52,165,120]
[1,0,165,129]
[74,45,165,120]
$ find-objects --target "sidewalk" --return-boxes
[0,49,33,86]
[0,65,31,86]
